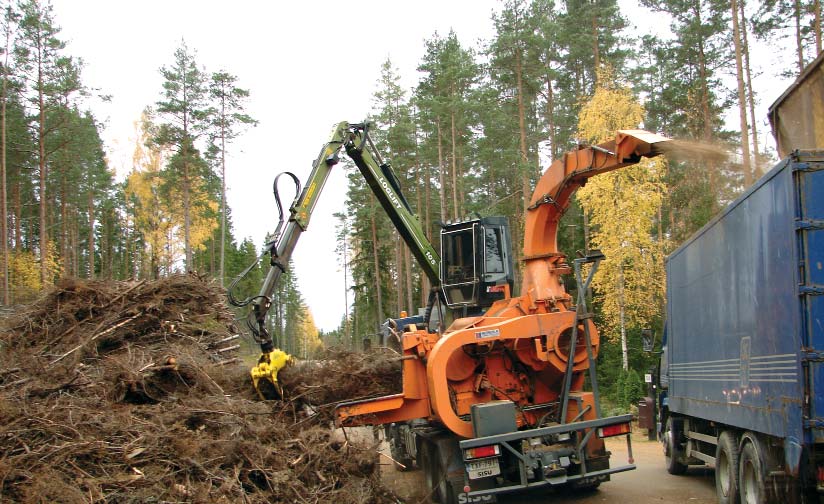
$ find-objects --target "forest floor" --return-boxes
[380,432,716,504]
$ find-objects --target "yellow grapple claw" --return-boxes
[251,349,292,400]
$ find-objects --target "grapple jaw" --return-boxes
[251,349,292,400]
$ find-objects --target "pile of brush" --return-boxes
[0,275,399,503]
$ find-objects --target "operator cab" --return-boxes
[440,216,514,311]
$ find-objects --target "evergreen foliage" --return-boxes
[1,0,820,374]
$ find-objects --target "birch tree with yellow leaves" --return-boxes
[575,70,669,371]
[126,116,175,278]
[126,113,219,277]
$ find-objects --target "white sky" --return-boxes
[51,0,795,332]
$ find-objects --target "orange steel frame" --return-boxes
[336,130,670,439]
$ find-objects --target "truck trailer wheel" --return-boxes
[434,466,464,504]
[420,441,438,501]
[386,425,414,472]
[715,431,740,504]
[664,417,688,475]
[739,434,771,504]
[420,438,464,504]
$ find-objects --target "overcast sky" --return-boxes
[50,1,793,332]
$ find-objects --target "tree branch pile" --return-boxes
[0,275,398,503]
[279,349,403,422]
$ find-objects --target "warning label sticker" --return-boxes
[475,329,500,340]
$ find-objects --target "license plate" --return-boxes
[467,457,500,479]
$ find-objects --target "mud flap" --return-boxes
[433,435,497,503]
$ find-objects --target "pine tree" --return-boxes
[153,40,209,271]
[638,0,732,235]
[754,0,823,73]
[488,0,545,287]
[14,0,82,285]
[731,0,753,185]
[416,31,479,222]
[0,4,17,303]
[207,70,256,286]
[371,58,419,315]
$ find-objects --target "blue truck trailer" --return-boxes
[659,49,824,504]
[659,149,824,503]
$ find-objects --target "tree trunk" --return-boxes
[88,188,95,278]
[38,68,48,285]
[405,246,414,313]
[450,99,459,219]
[458,145,466,212]
[395,233,403,316]
[516,48,529,289]
[516,49,529,218]
[182,70,192,271]
[72,216,79,276]
[342,224,350,347]
[740,0,759,176]
[732,0,753,185]
[619,261,628,371]
[815,0,822,55]
[12,178,19,250]
[436,119,447,221]
[0,23,7,304]
[219,96,227,286]
[60,176,68,276]
[796,0,805,72]
[183,145,192,271]
[592,11,600,80]
[100,210,108,279]
[694,4,718,210]
[423,151,432,305]
[414,131,429,304]
[370,198,383,331]
[696,9,712,143]
[546,73,557,159]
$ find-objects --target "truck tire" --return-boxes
[434,466,464,504]
[716,431,740,504]
[739,434,772,504]
[664,417,688,475]
[420,440,438,501]
[390,441,414,472]
[386,425,414,472]
[420,437,468,504]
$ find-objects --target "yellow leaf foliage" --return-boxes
[125,121,177,273]
[125,117,219,272]
[188,177,219,253]
[295,306,323,358]
[576,72,669,341]
[9,249,41,301]
[9,242,60,302]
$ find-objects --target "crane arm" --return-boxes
[344,123,440,285]
[245,121,440,355]
[250,122,348,354]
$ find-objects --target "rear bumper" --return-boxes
[459,414,636,498]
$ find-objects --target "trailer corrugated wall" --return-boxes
[666,152,824,443]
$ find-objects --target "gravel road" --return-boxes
[380,434,718,504]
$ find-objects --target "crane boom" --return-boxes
[240,122,442,395]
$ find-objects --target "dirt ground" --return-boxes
[379,433,717,504]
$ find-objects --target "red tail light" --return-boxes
[597,422,631,438]
[464,444,501,459]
